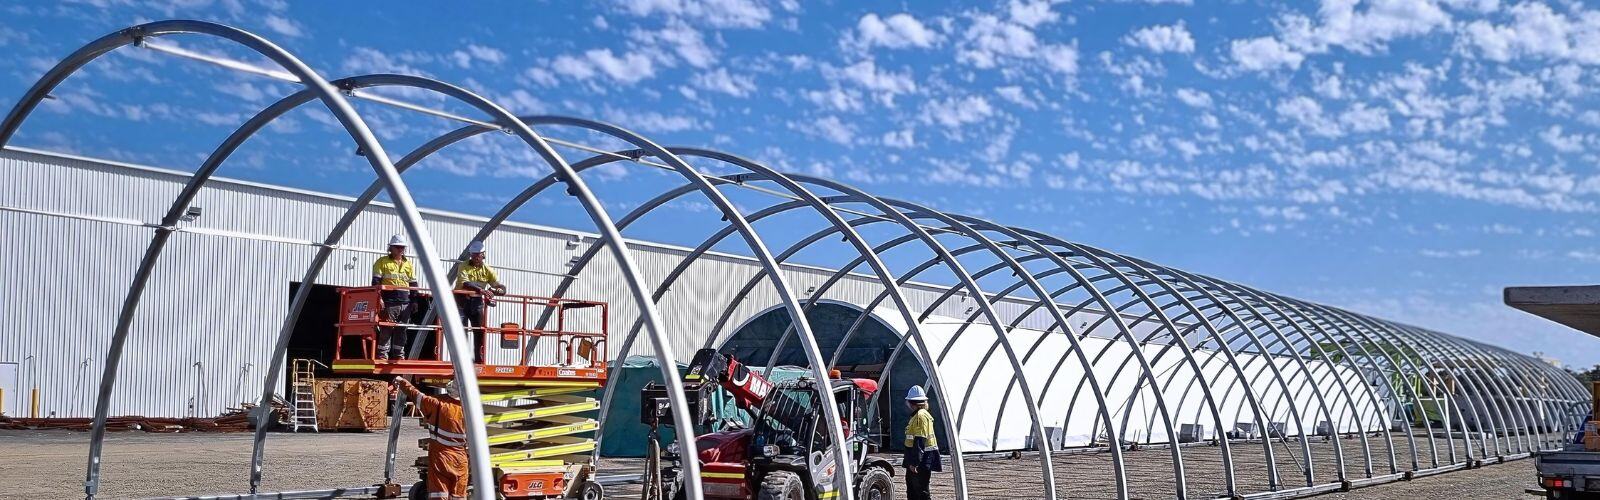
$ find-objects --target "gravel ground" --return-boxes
[0,425,1546,499]
[1317,460,1536,499]
[0,426,432,499]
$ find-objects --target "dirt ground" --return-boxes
[0,425,1548,499]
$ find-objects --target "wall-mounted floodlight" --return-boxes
[179,206,202,222]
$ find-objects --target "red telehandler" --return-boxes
[640,349,896,500]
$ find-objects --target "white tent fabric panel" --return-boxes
[876,307,1386,452]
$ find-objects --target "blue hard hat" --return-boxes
[906,385,928,401]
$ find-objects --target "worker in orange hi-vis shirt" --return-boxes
[393,377,470,499]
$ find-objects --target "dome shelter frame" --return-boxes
[1,19,1586,500]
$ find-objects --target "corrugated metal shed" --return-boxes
[0,146,1075,418]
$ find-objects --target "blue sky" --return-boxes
[3,0,1599,366]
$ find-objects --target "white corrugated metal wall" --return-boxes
[1,147,1044,418]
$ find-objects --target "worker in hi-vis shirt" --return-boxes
[372,234,419,361]
[902,385,941,500]
[453,240,506,364]
[394,377,469,499]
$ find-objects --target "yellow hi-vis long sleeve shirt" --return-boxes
[372,256,416,286]
[455,262,498,288]
[904,407,938,449]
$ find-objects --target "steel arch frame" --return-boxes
[0,24,716,500]
[5,19,1588,500]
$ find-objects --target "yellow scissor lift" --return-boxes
[331,286,611,499]
[427,378,607,499]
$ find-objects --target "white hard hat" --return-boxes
[443,379,460,399]
[388,234,408,247]
[466,240,486,254]
[906,385,928,402]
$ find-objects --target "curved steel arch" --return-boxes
[1056,248,1325,488]
[1296,299,1486,462]
[1190,275,1383,478]
[209,98,714,499]
[0,23,499,499]
[890,239,1251,495]
[6,19,1587,500]
[1298,300,1507,460]
[596,180,1070,497]
[690,197,1139,494]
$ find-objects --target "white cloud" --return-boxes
[691,68,757,97]
[850,13,941,50]
[1283,0,1451,55]
[449,44,506,69]
[496,89,547,114]
[835,60,915,94]
[214,80,272,103]
[952,4,1078,77]
[1039,43,1079,75]
[1364,147,1599,213]
[1276,95,1343,137]
[1569,249,1600,263]
[1171,138,1203,160]
[194,111,244,126]
[1314,74,1346,99]
[617,0,772,29]
[0,24,29,48]
[1231,37,1305,71]
[794,115,857,145]
[341,47,433,77]
[1230,0,1451,72]
[995,86,1036,108]
[631,23,717,68]
[544,49,656,85]
[1419,248,1482,258]
[1441,0,1500,13]
[1174,88,1213,108]
[821,60,917,106]
[1007,0,1059,27]
[882,129,916,148]
[1123,23,1195,54]
[1339,103,1391,133]
[603,108,703,133]
[1254,205,1309,221]
[921,95,995,128]
[1463,2,1600,64]
[957,14,1041,68]
[261,15,304,38]
[1541,125,1588,153]
[1482,223,1523,235]
[802,87,865,112]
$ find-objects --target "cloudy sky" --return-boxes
[3,0,1599,366]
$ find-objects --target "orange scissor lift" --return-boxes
[331,286,609,499]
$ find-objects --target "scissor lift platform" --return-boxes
[331,286,610,499]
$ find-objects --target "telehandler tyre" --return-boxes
[758,471,805,500]
[857,467,893,500]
